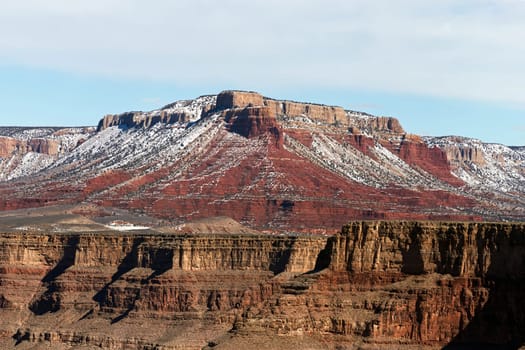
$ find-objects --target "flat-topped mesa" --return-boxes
[217,90,410,137]
[216,90,349,126]
[97,90,405,136]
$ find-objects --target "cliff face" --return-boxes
[217,90,349,126]
[230,221,525,349]
[330,221,525,277]
[426,136,525,196]
[0,136,60,157]
[382,135,465,186]
[351,115,405,134]
[1,221,524,349]
[98,110,197,131]
[96,95,216,131]
[0,230,327,349]
[222,106,283,146]
[323,221,525,346]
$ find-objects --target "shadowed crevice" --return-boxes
[401,224,425,275]
[93,237,145,304]
[310,237,332,273]
[269,237,296,274]
[91,237,174,324]
[29,236,80,315]
[443,225,525,349]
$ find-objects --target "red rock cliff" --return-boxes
[217,90,348,126]
[1,221,524,349]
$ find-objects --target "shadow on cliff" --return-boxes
[92,238,173,324]
[443,225,525,350]
[401,224,426,275]
[309,239,332,273]
[29,236,80,315]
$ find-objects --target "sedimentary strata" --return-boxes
[1,221,523,349]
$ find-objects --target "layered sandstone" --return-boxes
[0,229,327,349]
[0,136,60,157]
[382,135,465,186]
[324,221,525,346]
[351,115,405,134]
[441,142,487,167]
[215,90,264,110]
[222,106,283,145]
[96,96,215,131]
[0,128,92,182]
[216,90,348,126]
[228,221,525,349]
[1,221,524,349]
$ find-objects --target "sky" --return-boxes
[0,0,524,146]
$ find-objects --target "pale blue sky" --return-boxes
[0,0,524,146]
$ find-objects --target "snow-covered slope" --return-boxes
[0,127,94,180]
[0,91,523,229]
[425,136,525,194]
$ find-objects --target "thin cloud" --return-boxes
[1,0,525,107]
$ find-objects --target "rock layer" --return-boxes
[1,221,524,349]
[217,90,349,126]
[0,136,60,157]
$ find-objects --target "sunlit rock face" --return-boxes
[1,221,524,349]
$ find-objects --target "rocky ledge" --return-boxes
[0,220,524,349]
[97,90,403,134]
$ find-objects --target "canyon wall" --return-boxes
[326,221,525,347]
[1,221,524,349]
[0,230,327,349]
